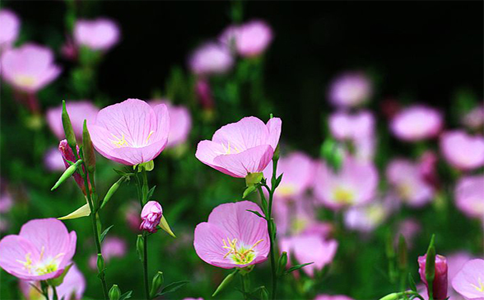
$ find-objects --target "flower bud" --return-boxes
[277,251,288,276]
[150,271,164,298]
[212,270,237,297]
[97,253,105,272]
[82,120,96,173]
[109,284,121,300]
[62,100,77,150]
[418,254,448,300]
[136,234,144,261]
[140,201,163,233]
[58,139,89,194]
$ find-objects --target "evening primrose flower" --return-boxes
[455,176,484,219]
[220,20,273,58]
[149,100,192,148]
[452,259,484,300]
[329,110,375,141]
[194,201,269,269]
[196,116,282,178]
[89,99,170,166]
[447,252,475,300]
[0,218,77,281]
[391,105,442,142]
[20,264,86,300]
[328,72,372,108]
[0,44,61,93]
[0,9,20,51]
[344,195,397,233]
[74,18,120,51]
[313,158,378,210]
[140,201,163,233]
[463,105,484,130]
[46,101,99,140]
[188,42,234,76]
[440,131,484,170]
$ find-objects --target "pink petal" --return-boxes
[214,145,274,178]
[213,117,269,151]
[194,222,237,269]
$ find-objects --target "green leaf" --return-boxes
[147,185,156,200]
[58,203,91,220]
[156,280,189,296]
[408,273,417,292]
[159,215,176,238]
[286,262,313,274]
[246,210,264,219]
[100,225,114,243]
[212,270,238,297]
[119,290,132,300]
[275,174,283,188]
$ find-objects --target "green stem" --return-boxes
[241,274,249,300]
[52,285,59,300]
[138,170,151,300]
[143,234,150,300]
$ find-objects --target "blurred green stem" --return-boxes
[136,170,151,300]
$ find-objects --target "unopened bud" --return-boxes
[140,201,163,233]
[62,100,77,150]
[212,270,237,297]
[150,271,164,298]
[96,254,104,272]
[109,284,121,300]
[82,120,96,173]
[136,234,144,261]
[277,251,288,276]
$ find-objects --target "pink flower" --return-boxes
[329,110,375,141]
[149,100,192,148]
[452,259,484,300]
[88,236,127,270]
[89,99,170,165]
[463,105,484,130]
[313,158,378,210]
[419,151,440,189]
[440,131,484,170]
[344,195,396,233]
[455,175,484,219]
[20,264,86,300]
[0,43,61,93]
[44,147,66,172]
[0,218,77,281]
[188,42,234,75]
[59,140,87,193]
[194,201,269,269]
[387,159,434,207]
[314,295,354,300]
[195,79,214,110]
[391,105,443,142]
[140,201,163,233]
[328,72,372,108]
[0,9,20,51]
[418,254,448,300]
[447,252,475,299]
[74,18,120,51]
[46,101,99,140]
[263,152,315,199]
[279,233,338,277]
[196,116,282,178]
[221,20,273,58]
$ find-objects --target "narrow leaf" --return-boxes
[156,280,189,296]
[286,262,313,274]
[247,210,264,219]
[100,225,114,243]
[119,290,133,300]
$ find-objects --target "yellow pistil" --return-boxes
[14,75,37,88]
[333,187,355,204]
[471,277,484,292]
[110,133,129,148]
[222,238,263,265]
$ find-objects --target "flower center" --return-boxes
[16,247,65,275]
[397,183,413,200]
[471,277,484,293]
[221,142,241,155]
[333,187,355,204]
[14,75,37,88]
[222,238,263,265]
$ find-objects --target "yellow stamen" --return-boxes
[471,277,484,292]
[222,238,263,264]
[16,253,33,273]
[146,131,155,143]
[110,133,129,148]
[333,187,355,204]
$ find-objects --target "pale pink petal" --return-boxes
[213,117,269,151]
[266,117,282,150]
[194,222,236,269]
[214,145,273,178]
[0,235,40,279]
[19,219,70,260]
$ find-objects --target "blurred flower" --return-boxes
[390,105,442,141]
[59,139,87,194]
[344,195,396,233]
[149,100,192,148]
[263,152,315,200]
[188,42,234,76]
[74,18,120,51]
[89,236,127,270]
[455,175,484,219]
[0,180,13,213]
[89,99,170,166]
[329,110,375,141]
[0,218,77,281]
[194,201,269,269]
[419,151,440,190]
[314,295,354,300]
[196,116,282,178]
[61,38,77,61]
[395,218,421,249]
[140,201,163,233]
[20,264,86,300]
[328,72,372,108]
[220,20,273,57]
[195,79,214,110]
[446,252,475,299]
[46,101,99,140]
[418,254,448,300]
[313,158,378,210]
[0,43,61,93]
[125,201,141,232]
[462,105,484,130]
[387,159,434,207]
[0,9,20,51]
[43,147,66,172]
[279,233,338,277]
[452,259,484,300]
[440,131,484,171]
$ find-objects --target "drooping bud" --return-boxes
[140,201,163,233]
[62,100,77,150]
[58,139,89,194]
[418,253,448,300]
[150,271,164,298]
[108,284,121,300]
[82,120,96,173]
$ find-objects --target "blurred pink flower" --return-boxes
[74,18,120,51]
[0,180,13,214]
[314,295,354,300]
[463,105,484,130]
[440,131,484,170]
[188,42,234,76]
[20,264,86,300]
[0,218,77,281]
[419,151,440,189]
[59,139,87,194]
[455,175,484,219]
[61,38,77,61]
[89,99,170,165]
[195,79,214,110]
[194,201,269,269]
[263,152,315,200]
[149,100,192,148]
[391,105,442,141]
[328,72,372,108]
[140,201,163,233]
[46,101,99,140]
[418,254,448,300]
[0,9,20,51]
[89,236,127,270]
[0,43,61,93]
[313,158,378,210]
[223,20,273,58]
[125,201,141,232]
[395,218,421,249]
[446,252,475,300]
[344,195,396,233]
[279,233,338,277]
[43,147,66,172]
[329,110,375,141]
[387,159,434,207]
[452,259,484,300]
[196,116,282,178]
